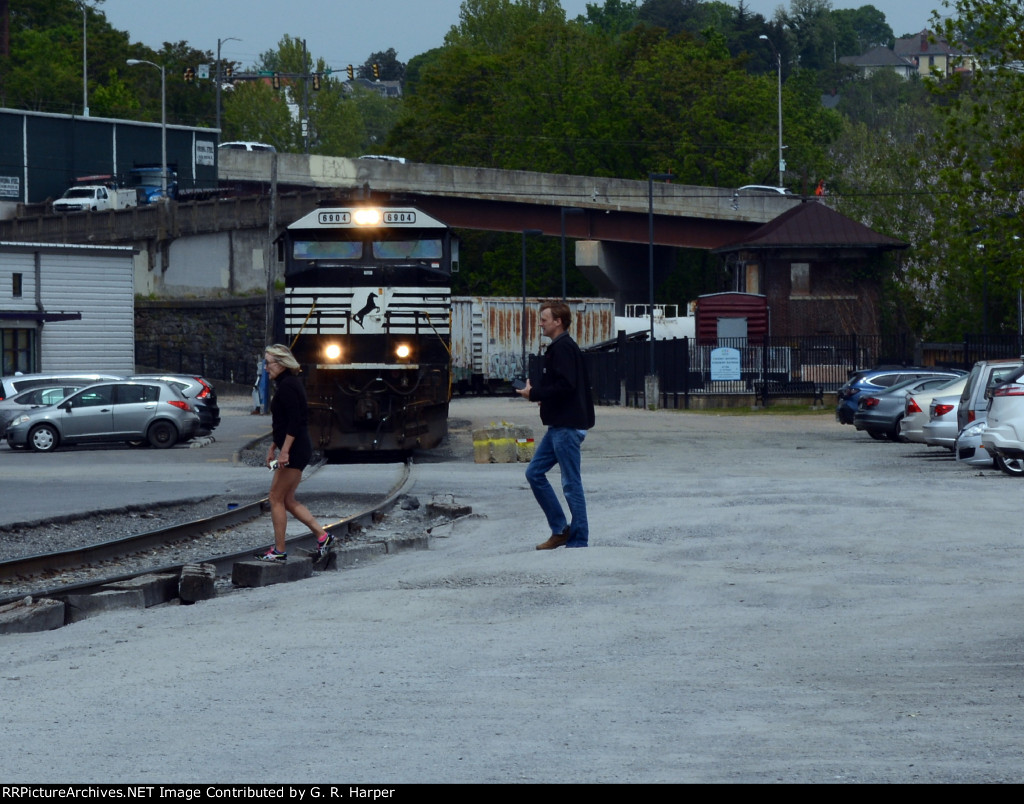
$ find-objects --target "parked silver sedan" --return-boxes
[854,375,961,441]
[3,380,199,452]
[921,394,961,450]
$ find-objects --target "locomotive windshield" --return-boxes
[290,238,444,262]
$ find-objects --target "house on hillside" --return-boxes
[894,30,975,79]
[839,31,974,81]
[712,201,908,339]
[839,45,917,79]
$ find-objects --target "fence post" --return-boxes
[682,336,690,410]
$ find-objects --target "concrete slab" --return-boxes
[231,555,314,588]
[0,597,65,634]
[61,588,145,623]
[102,573,180,608]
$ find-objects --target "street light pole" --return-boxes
[216,37,241,135]
[759,34,784,188]
[648,173,673,378]
[81,2,89,116]
[126,59,167,200]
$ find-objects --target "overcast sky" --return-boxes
[98,0,949,69]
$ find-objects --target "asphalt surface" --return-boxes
[5,397,1024,783]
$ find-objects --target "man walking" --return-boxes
[517,300,596,549]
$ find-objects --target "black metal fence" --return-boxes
[585,334,910,409]
[134,343,260,388]
[584,332,1024,409]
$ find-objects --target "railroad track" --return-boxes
[0,460,415,607]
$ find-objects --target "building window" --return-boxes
[12,273,22,297]
[744,263,760,295]
[790,263,811,296]
[2,328,36,375]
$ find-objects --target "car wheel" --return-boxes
[28,424,59,453]
[147,420,178,449]
[886,416,905,441]
[998,455,1024,477]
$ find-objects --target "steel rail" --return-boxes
[0,460,414,607]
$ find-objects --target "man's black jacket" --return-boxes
[528,332,596,430]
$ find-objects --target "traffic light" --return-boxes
[312,73,321,91]
[372,63,380,79]
[183,66,195,83]
[272,72,280,90]
[224,64,233,80]
[346,64,354,80]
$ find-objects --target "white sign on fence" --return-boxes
[710,346,741,381]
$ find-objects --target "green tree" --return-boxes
[89,68,141,119]
[445,0,567,51]
[831,5,894,54]
[222,80,295,149]
[922,0,1024,338]
[360,49,406,82]
[579,0,640,35]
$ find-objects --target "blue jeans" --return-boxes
[525,427,588,546]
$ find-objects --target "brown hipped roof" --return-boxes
[713,200,908,253]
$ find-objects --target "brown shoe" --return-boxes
[536,527,571,551]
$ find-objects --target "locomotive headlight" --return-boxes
[353,208,381,226]
[324,342,343,361]
[395,343,412,360]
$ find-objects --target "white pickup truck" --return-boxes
[52,184,139,213]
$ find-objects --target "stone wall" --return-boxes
[134,297,272,386]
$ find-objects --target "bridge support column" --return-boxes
[575,240,675,314]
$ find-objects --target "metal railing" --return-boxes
[586,334,894,409]
[134,343,259,388]
[0,190,329,245]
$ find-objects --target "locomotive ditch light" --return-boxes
[353,208,381,226]
[324,342,343,361]
[395,343,413,361]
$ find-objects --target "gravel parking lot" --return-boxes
[4,398,1024,783]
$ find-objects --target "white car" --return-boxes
[901,375,967,445]
[736,184,790,195]
[980,366,1024,476]
[219,141,276,153]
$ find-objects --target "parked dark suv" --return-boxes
[836,366,966,425]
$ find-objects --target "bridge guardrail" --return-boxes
[0,191,329,245]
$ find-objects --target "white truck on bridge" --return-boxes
[52,177,139,213]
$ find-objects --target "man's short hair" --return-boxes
[541,300,572,330]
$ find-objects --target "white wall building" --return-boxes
[1,242,135,375]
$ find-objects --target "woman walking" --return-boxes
[255,344,333,562]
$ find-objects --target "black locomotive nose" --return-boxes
[355,396,381,423]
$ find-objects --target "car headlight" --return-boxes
[962,421,987,438]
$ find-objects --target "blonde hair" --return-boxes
[265,343,301,374]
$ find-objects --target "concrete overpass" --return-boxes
[219,151,800,309]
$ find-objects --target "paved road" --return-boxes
[5,398,1024,783]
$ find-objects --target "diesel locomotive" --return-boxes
[280,202,457,452]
